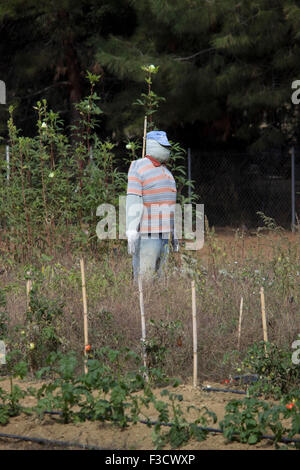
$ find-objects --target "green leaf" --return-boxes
[248,434,259,444]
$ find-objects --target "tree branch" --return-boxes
[173,48,216,61]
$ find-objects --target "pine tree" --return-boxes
[210,0,300,149]
[1,0,300,150]
[94,0,300,149]
[0,0,134,138]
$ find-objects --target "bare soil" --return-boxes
[0,377,288,451]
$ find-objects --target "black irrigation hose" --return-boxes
[42,410,300,445]
[201,374,260,395]
[2,411,300,448]
[0,432,109,450]
[202,387,247,395]
[1,378,298,449]
[137,419,300,445]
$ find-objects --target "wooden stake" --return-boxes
[80,258,89,374]
[260,287,268,351]
[138,274,148,381]
[191,280,198,387]
[26,270,32,311]
[237,296,243,350]
[142,115,147,158]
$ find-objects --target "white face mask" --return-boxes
[146,139,171,163]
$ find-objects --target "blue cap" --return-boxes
[146,130,171,146]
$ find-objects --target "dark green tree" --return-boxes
[1,0,300,150]
[94,0,300,149]
[0,0,135,139]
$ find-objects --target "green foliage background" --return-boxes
[1,0,300,150]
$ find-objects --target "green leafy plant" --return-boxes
[0,72,127,262]
[237,341,300,399]
[32,347,149,427]
[220,397,270,444]
[133,64,165,131]
[0,359,29,425]
[220,395,300,448]
[33,351,87,424]
[0,287,8,339]
[167,141,197,206]
[13,278,65,372]
[151,389,217,449]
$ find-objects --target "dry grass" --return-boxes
[1,228,300,383]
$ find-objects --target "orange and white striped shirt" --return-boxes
[127,156,177,234]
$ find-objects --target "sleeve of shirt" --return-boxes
[127,160,143,197]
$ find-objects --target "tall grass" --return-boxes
[1,220,300,383]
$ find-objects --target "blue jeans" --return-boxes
[132,234,170,280]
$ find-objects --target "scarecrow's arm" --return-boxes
[126,161,144,254]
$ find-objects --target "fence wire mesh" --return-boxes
[1,145,300,232]
[190,148,300,230]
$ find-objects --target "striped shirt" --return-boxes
[127,156,177,234]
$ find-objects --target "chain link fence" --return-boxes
[189,147,300,231]
[2,143,300,232]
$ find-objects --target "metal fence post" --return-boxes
[291,146,295,232]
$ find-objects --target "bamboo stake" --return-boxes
[26,270,32,311]
[191,280,198,387]
[138,274,148,381]
[237,296,243,350]
[260,287,268,352]
[80,258,89,374]
[142,115,147,158]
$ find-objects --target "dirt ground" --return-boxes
[0,376,291,451]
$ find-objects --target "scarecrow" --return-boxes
[126,130,179,280]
